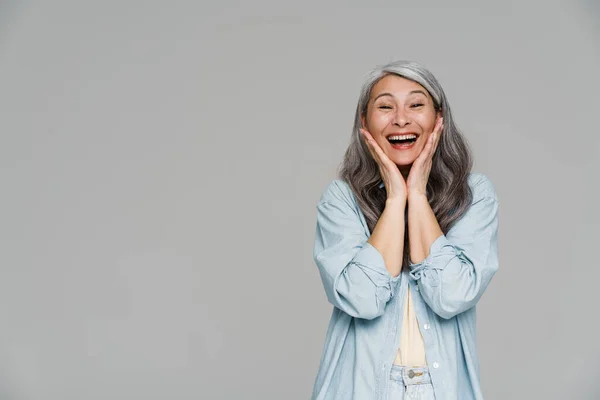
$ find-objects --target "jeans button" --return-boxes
[408,370,415,378]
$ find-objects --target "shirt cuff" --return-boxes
[352,241,402,285]
[408,234,456,286]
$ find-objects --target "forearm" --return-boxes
[314,182,404,320]
[408,193,443,264]
[406,176,499,319]
[367,198,406,278]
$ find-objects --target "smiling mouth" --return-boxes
[388,137,417,145]
[387,134,418,146]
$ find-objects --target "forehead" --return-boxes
[370,74,429,99]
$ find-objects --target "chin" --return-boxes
[388,153,418,167]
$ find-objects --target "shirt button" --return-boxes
[423,323,430,330]
[433,362,439,369]
[415,286,419,292]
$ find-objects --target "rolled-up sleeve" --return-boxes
[313,183,400,320]
[408,178,499,320]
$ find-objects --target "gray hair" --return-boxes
[339,60,473,265]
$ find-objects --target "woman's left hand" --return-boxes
[406,117,444,197]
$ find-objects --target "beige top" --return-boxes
[393,287,427,367]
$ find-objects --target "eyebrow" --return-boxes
[372,90,428,102]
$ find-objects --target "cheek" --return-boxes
[417,114,437,133]
[367,112,392,132]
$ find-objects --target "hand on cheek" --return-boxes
[407,117,444,197]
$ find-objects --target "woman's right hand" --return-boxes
[360,128,407,202]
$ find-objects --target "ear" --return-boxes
[360,115,367,130]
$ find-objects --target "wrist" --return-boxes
[408,191,428,203]
[385,196,407,208]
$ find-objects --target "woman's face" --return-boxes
[362,74,440,168]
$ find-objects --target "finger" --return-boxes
[369,138,395,169]
[359,129,373,148]
[431,122,443,154]
[436,117,443,135]
[435,116,444,133]
[426,118,444,155]
[417,130,436,163]
[360,129,379,160]
[360,129,391,163]
[360,128,375,145]
[425,132,437,160]
[360,133,391,185]
[360,128,375,146]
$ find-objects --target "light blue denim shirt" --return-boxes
[311,172,499,400]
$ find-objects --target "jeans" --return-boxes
[388,365,436,400]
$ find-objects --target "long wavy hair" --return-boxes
[339,60,473,266]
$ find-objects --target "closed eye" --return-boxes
[410,103,424,108]
[378,105,392,109]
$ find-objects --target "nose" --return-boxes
[393,108,411,127]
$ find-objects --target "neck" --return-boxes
[399,165,411,180]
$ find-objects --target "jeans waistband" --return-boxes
[390,365,432,386]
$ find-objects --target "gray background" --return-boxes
[1,0,599,399]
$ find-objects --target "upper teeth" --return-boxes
[388,134,417,140]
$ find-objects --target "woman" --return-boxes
[311,60,499,400]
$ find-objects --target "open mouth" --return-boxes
[387,134,418,147]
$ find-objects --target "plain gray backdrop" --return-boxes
[1,0,599,399]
